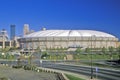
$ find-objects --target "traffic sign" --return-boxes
[96,67,98,72]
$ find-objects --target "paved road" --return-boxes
[42,61,120,80]
[1,60,120,80]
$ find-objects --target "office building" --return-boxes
[23,24,29,35]
[0,29,11,48]
[10,24,16,40]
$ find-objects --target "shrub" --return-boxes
[0,77,8,80]
[12,65,22,69]
[23,65,31,70]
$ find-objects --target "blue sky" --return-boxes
[0,0,120,39]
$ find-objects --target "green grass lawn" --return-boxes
[43,52,119,60]
[73,53,119,60]
[65,74,85,80]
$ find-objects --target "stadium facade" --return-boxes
[19,29,119,50]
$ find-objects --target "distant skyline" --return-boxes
[0,0,120,39]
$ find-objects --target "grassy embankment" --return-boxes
[65,74,85,80]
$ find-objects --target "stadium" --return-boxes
[19,29,119,50]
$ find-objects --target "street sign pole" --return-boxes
[96,67,98,80]
[40,60,42,67]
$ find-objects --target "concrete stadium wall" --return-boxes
[20,37,118,50]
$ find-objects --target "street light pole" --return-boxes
[91,44,93,79]
[90,35,95,79]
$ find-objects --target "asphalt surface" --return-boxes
[42,62,120,80]
[0,60,120,80]
[42,61,120,80]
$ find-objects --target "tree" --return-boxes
[109,46,114,53]
[116,46,120,60]
[36,46,41,52]
[101,47,108,59]
[108,46,115,60]
[102,47,107,54]
[85,48,91,53]
[35,46,42,60]
[9,47,18,51]
[75,48,82,54]
[1,47,10,53]
[41,51,49,59]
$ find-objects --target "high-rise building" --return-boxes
[0,29,10,49]
[0,29,9,41]
[10,25,16,40]
[23,24,29,35]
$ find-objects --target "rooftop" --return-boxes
[24,30,116,38]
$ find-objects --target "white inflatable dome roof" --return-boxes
[24,30,115,38]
